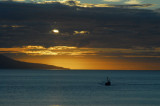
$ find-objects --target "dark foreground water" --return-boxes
[0,69,160,106]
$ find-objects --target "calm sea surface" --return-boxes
[0,69,160,106]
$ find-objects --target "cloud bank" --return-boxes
[103,0,121,2]
[0,2,159,58]
[125,0,141,4]
[1,46,160,59]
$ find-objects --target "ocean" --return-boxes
[0,69,160,106]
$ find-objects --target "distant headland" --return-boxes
[0,54,69,70]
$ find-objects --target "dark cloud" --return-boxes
[0,2,160,49]
[0,2,158,20]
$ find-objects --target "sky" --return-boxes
[0,0,160,9]
[0,0,160,70]
[82,0,160,9]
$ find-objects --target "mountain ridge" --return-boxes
[0,54,68,70]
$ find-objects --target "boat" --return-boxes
[105,77,111,86]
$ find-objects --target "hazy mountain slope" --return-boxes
[0,55,68,69]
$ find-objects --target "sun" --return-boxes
[52,29,59,34]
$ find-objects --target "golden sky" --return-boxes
[13,54,160,70]
[1,46,160,70]
[0,2,160,70]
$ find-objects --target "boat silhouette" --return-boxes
[105,77,111,86]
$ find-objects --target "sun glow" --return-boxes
[1,45,160,70]
[52,29,59,34]
[74,31,90,35]
[13,55,160,70]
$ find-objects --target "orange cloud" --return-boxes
[0,46,160,58]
